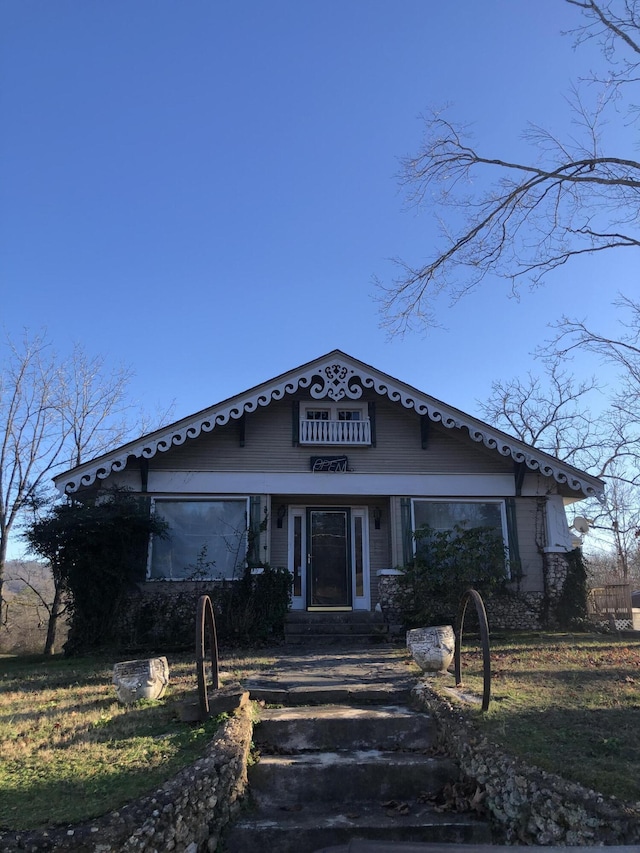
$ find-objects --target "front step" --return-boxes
[284,611,392,645]
[253,704,433,752]
[249,750,459,805]
[223,702,491,853]
[225,801,489,853]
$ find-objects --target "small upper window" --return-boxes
[306,410,330,420]
[338,410,361,421]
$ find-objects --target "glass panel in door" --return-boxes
[308,509,351,607]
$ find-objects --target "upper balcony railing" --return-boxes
[299,418,372,445]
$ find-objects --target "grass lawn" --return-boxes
[448,632,640,803]
[2,634,640,832]
[0,650,273,830]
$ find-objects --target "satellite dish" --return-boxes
[573,516,590,534]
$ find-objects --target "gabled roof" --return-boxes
[54,349,605,499]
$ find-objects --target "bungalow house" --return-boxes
[54,350,604,633]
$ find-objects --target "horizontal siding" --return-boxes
[147,397,513,476]
[512,497,544,592]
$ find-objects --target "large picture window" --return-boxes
[412,500,505,540]
[149,499,248,580]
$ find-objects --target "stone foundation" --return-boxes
[377,554,578,632]
[0,702,253,852]
[377,572,548,631]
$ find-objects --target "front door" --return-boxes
[307,508,351,608]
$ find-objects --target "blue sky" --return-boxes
[1,0,632,431]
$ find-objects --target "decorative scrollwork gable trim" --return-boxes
[56,350,604,499]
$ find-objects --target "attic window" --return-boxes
[300,405,370,445]
[306,409,330,421]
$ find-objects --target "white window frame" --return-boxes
[410,498,509,572]
[288,505,370,610]
[148,496,250,581]
[302,404,365,421]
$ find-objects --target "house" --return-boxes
[54,350,604,631]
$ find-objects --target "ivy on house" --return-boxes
[396,524,511,629]
[25,491,292,654]
[24,490,167,655]
[555,547,588,629]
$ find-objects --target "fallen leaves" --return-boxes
[422,779,486,815]
[381,799,411,816]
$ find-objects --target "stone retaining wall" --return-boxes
[413,681,640,846]
[0,702,253,853]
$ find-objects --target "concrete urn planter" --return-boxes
[112,656,169,704]
[407,625,455,674]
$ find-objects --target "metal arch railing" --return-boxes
[454,588,491,712]
[196,594,220,719]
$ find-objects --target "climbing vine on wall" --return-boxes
[396,524,511,628]
[24,490,167,655]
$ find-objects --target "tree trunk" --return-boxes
[44,583,63,655]
[0,531,7,626]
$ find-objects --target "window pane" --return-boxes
[150,500,247,580]
[338,410,361,421]
[354,516,364,597]
[293,515,302,598]
[306,410,329,420]
[413,501,503,535]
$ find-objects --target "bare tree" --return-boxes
[543,296,640,575]
[550,294,640,483]
[3,560,69,655]
[58,343,135,470]
[0,331,168,650]
[478,358,603,469]
[0,332,64,618]
[377,0,640,572]
[479,350,640,577]
[379,0,640,336]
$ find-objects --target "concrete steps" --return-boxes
[249,749,460,805]
[225,801,488,853]
[253,704,432,752]
[284,611,396,646]
[223,700,491,853]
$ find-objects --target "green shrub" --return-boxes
[25,492,293,654]
[215,565,292,643]
[114,565,292,652]
[24,491,167,655]
[396,524,510,628]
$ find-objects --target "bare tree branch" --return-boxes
[477,358,604,468]
[378,1,640,336]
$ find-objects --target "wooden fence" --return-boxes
[587,583,632,623]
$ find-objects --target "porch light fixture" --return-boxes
[277,505,287,528]
[373,506,381,530]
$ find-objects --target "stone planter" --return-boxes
[407,625,455,673]
[112,656,169,704]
